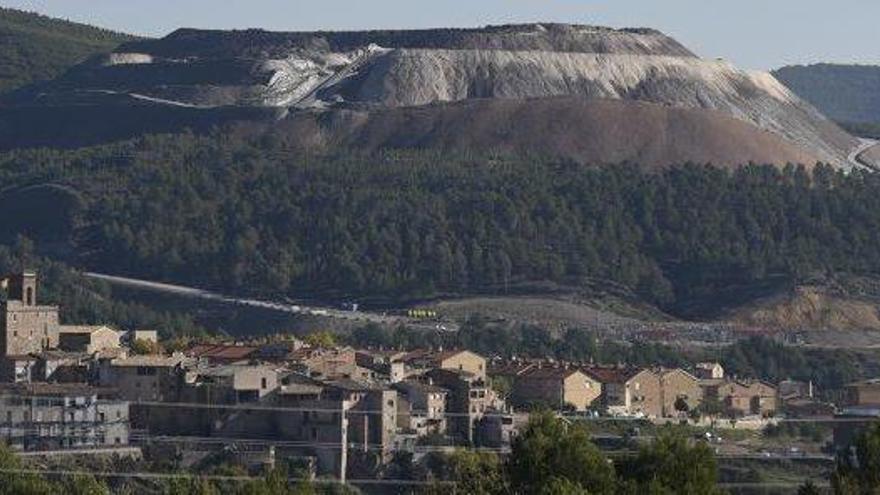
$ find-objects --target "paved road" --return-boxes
[84,272,458,332]
[848,138,879,170]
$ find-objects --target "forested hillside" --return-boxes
[775,63,880,126]
[4,130,880,317]
[0,8,134,93]
[0,238,204,337]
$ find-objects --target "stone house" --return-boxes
[392,379,447,436]
[427,367,505,443]
[405,350,487,381]
[32,351,91,383]
[703,379,778,417]
[97,353,193,402]
[272,375,398,478]
[58,325,121,354]
[511,366,601,411]
[291,348,373,380]
[584,367,662,418]
[326,379,398,456]
[843,378,880,407]
[657,368,703,417]
[355,350,408,383]
[180,364,280,404]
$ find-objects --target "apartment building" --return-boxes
[0,383,129,451]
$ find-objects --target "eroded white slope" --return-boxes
[345,49,854,166]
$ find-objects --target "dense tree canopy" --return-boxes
[419,413,722,494]
[832,423,880,494]
[4,131,880,320]
[507,412,618,495]
[616,431,722,495]
[0,7,133,93]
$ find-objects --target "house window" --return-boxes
[261,378,267,389]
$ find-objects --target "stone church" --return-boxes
[0,272,60,356]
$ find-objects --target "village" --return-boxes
[1,271,879,483]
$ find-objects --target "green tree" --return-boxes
[423,449,505,495]
[65,475,110,495]
[832,422,880,494]
[130,338,160,355]
[303,331,337,349]
[618,430,722,495]
[538,477,592,495]
[797,480,822,495]
[0,442,57,495]
[507,412,616,495]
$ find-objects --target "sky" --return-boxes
[3,0,879,70]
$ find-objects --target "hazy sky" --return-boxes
[4,0,879,69]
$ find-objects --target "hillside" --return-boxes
[724,275,880,339]
[774,64,880,127]
[278,97,822,168]
[1,18,879,330]
[5,132,880,321]
[0,8,135,93]
[4,23,859,168]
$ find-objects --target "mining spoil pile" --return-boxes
[4,23,863,168]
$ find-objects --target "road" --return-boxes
[78,89,212,109]
[84,272,457,332]
[847,138,880,171]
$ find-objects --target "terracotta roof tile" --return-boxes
[187,344,258,360]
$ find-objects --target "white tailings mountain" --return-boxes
[6,23,865,168]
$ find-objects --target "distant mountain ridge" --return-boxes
[0,7,135,93]
[774,63,880,125]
